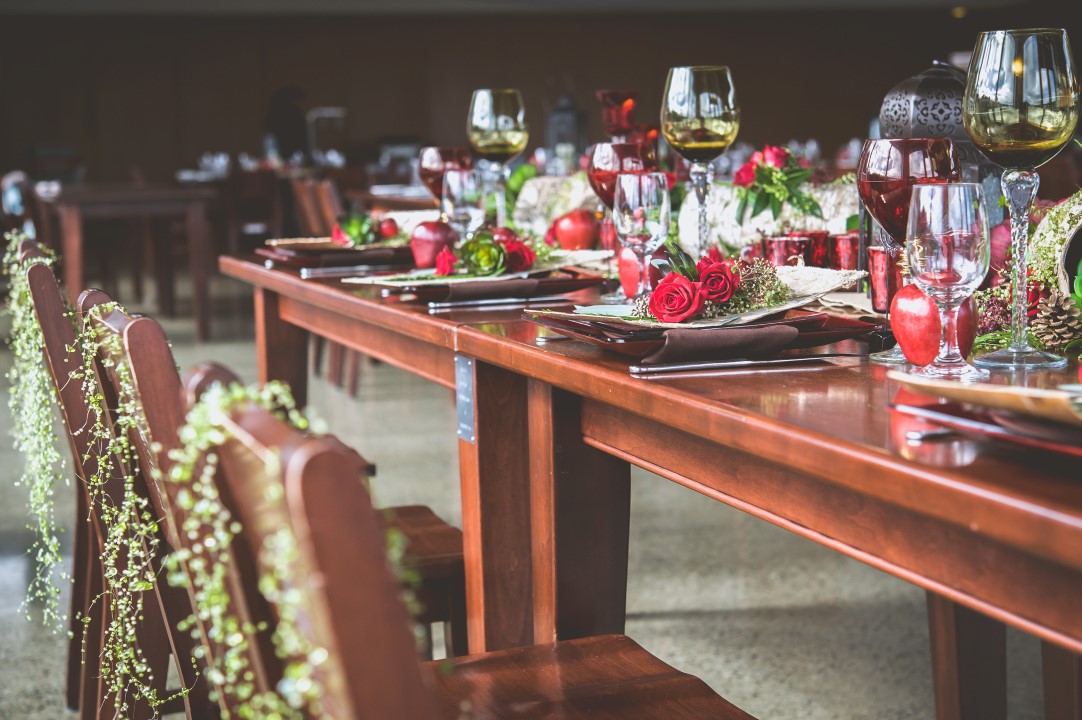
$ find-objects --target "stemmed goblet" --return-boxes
[906,183,991,381]
[857,138,962,364]
[588,143,658,299]
[467,89,529,229]
[613,172,671,301]
[441,169,485,242]
[661,66,740,259]
[418,147,473,207]
[964,28,1080,369]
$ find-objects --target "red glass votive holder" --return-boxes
[740,240,765,262]
[867,246,905,313]
[800,231,832,268]
[764,235,811,266]
[831,231,860,271]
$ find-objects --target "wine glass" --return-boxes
[441,169,485,242]
[857,138,962,364]
[661,66,740,259]
[964,28,1080,370]
[596,89,638,142]
[467,89,529,228]
[906,183,991,381]
[418,147,473,204]
[613,172,671,301]
[588,143,658,299]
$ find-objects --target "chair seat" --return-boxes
[429,634,756,719]
[383,505,463,580]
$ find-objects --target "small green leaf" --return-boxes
[845,214,860,232]
[770,195,783,220]
[751,191,771,219]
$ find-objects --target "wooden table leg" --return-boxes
[528,381,630,644]
[927,592,1006,720]
[185,201,212,341]
[254,287,308,407]
[58,205,83,304]
[1042,641,1082,720]
[457,357,533,653]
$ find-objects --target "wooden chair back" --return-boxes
[185,362,441,720]
[313,179,344,232]
[75,292,281,711]
[21,243,212,718]
[290,178,326,236]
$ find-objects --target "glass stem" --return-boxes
[937,301,963,364]
[493,162,508,228]
[689,162,714,259]
[635,248,653,298]
[1001,168,1039,352]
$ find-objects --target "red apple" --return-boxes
[889,284,977,366]
[551,209,599,250]
[378,217,399,239]
[618,247,666,299]
[409,221,457,269]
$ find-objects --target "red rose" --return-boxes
[499,238,536,273]
[703,246,725,265]
[331,223,352,247]
[695,258,741,302]
[435,246,458,276]
[649,273,706,323]
[762,145,790,168]
[733,161,756,188]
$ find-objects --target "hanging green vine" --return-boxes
[165,379,421,718]
[165,381,330,719]
[70,301,170,714]
[3,231,68,630]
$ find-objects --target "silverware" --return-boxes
[629,352,864,376]
[427,295,573,311]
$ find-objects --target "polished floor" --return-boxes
[0,271,1046,719]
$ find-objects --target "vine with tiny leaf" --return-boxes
[3,231,67,630]
[164,380,420,719]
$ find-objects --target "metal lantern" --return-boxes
[879,60,1003,222]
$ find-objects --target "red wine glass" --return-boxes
[857,138,961,364]
[595,90,638,142]
[418,147,473,204]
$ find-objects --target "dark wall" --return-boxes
[1,1,1078,182]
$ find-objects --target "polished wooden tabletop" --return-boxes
[220,255,1082,664]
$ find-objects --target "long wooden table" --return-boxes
[220,255,1082,719]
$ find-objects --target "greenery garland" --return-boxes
[3,231,67,629]
[71,300,170,713]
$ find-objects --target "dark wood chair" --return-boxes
[190,378,756,719]
[74,293,468,661]
[289,177,362,395]
[227,168,283,255]
[19,240,216,720]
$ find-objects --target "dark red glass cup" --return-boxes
[831,231,860,272]
[418,146,473,200]
[868,246,906,313]
[587,142,658,210]
[595,89,638,140]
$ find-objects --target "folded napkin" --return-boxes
[641,325,799,365]
[444,278,542,302]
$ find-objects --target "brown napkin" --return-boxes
[443,278,541,302]
[641,325,800,365]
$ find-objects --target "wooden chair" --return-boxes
[227,168,283,255]
[19,240,216,720]
[190,376,756,719]
[289,177,362,396]
[74,294,468,660]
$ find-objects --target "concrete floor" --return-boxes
[0,272,1047,719]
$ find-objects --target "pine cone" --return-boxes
[1031,291,1082,352]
